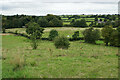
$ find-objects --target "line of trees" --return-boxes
[2,14,120,29]
[2,14,63,29]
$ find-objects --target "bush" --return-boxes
[72,31,79,40]
[83,27,100,44]
[48,29,58,41]
[54,36,70,49]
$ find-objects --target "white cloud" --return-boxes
[1,0,119,15]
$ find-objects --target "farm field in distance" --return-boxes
[2,27,118,78]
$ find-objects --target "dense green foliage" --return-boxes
[2,14,119,28]
[83,27,100,44]
[72,19,88,27]
[110,26,120,47]
[101,25,113,46]
[26,22,44,39]
[54,36,70,49]
[37,17,49,27]
[2,27,6,33]
[48,29,58,41]
[26,22,44,49]
[72,31,79,40]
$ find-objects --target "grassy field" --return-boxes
[2,27,119,78]
[6,27,102,38]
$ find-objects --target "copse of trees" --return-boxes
[72,19,88,27]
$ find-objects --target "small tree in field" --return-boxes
[26,22,44,39]
[26,22,44,49]
[30,32,38,49]
[101,25,113,46]
[54,36,70,49]
[72,31,79,40]
[48,29,58,41]
[83,27,100,44]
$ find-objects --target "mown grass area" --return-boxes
[2,33,118,78]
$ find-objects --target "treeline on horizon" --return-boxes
[2,14,120,29]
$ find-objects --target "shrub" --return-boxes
[83,27,100,44]
[72,31,79,40]
[101,25,114,46]
[54,36,70,49]
[48,29,58,41]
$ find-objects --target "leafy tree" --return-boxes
[83,27,100,44]
[49,29,58,41]
[37,17,49,27]
[26,22,44,49]
[101,25,113,46]
[46,14,61,21]
[80,19,88,27]
[110,26,120,47]
[72,19,87,27]
[54,36,70,49]
[72,31,79,40]
[26,22,44,39]
[49,21,54,27]
[50,18,63,27]
[110,30,120,47]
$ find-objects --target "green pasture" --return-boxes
[2,27,119,78]
[2,34,118,78]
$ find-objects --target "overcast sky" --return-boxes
[0,0,120,15]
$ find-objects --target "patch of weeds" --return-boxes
[30,61,37,67]
[10,54,26,71]
[91,54,99,59]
